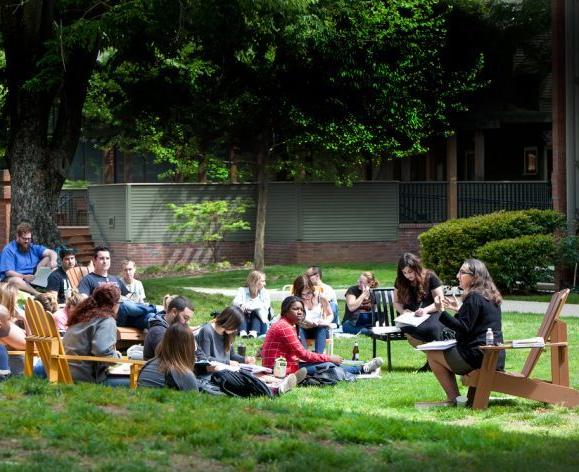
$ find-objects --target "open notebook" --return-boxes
[416,339,457,351]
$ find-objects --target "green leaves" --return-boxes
[168,199,252,262]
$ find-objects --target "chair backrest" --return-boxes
[66,265,91,289]
[370,287,397,327]
[25,298,73,383]
[521,288,570,378]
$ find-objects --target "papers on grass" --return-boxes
[416,339,457,351]
[31,267,53,288]
[108,363,131,376]
[512,337,545,348]
[208,361,272,374]
[394,312,430,328]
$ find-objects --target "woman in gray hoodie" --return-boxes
[63,283,127,386]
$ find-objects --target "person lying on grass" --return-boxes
[417,258,504,408]
[262,296,383,379]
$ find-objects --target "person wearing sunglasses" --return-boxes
[305,266,340,326]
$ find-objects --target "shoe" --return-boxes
[239,330,248,338]
[278,373,297,395]
[294,367,307,385]
[415,400,456,409]
[248,330,258,339]
[416,361,431,373]
[362,357,384,374]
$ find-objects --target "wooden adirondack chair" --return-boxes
[65,265,92,289]
[23,298,144,388]
[462,288,579,409]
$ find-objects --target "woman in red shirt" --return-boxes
[262,296,383,376]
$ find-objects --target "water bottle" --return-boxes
[485,328,494,346]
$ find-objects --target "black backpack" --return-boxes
[211,370,273,398]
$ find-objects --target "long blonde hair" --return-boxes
[246,270,265,298]
[0,282,18,318]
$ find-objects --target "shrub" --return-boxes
[419,209,565,283]
[475,234,557,292]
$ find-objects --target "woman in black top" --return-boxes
[394,253,446,344]
[342,272,379,335]
[422,258,504,406]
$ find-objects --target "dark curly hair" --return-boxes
[68,284,121,326]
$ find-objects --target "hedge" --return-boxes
[475,234,557,292]
[419,209,565,284]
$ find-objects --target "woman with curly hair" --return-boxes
[63,284,127,386]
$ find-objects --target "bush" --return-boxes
[475,234,557,292]
[419,209,565,283]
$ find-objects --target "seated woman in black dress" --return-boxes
[394,254,446,365]
[419,258,505,407]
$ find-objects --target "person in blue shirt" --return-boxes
[0,222,57,295]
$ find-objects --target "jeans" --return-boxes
[0,345,9,374]
[342,312,373,336]
[116,301,157,329]
[329,301,340,326]
[239,310,268,335]
[299,326,329,353]
[299,361,362,376]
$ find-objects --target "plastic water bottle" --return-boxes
[485,328,494,346]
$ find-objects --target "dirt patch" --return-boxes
[98,404,130,416]
[167,452,235,471]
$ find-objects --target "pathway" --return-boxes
[185,287,579,317]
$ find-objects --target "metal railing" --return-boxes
[457,181,552,218]
[399,182,447,223]
[57,189,89,226]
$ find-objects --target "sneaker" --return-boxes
[239,330,248,338]
[278,373,297,395]
[248,330,258,339]
[294,367,308,385]
[362,357,384,374]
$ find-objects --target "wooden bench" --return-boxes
[369,287,405,371]
[116,327,145,351]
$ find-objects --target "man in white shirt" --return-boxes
[306,266,340,326]
[119,260,146,303]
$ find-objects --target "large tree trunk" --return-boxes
[253,137,268,271]
[1,1,99,246]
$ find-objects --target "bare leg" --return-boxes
[426,350,460,402]
[4,276,39,296]
[406,334,422,348]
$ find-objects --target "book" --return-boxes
[416,339,457,351]
[512,337,545,348]
[394,312,430,328]
[31,267,53,288]
[371,326,401,335]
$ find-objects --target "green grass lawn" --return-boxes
[1,311,578,470]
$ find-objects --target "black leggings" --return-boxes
[400,312,445,342]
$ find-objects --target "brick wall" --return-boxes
[100,223,433,272]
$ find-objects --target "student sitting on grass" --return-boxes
[195,306,256,365]
[262,296,383,378]
[138,323,199,391]
[292,275,333,354]
[233,270,271,338]
[417,259,505,408]
[195,305,303,396]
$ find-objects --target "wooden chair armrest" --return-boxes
[480,341,568,351]
[57,355,145,365]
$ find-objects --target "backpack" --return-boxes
[211,370,273,398]
[300,364,357,387]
